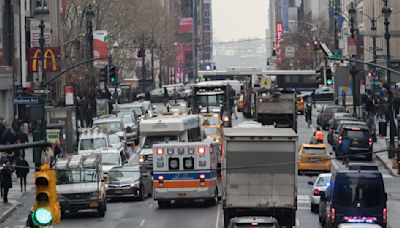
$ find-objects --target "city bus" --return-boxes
[153,141,222,207]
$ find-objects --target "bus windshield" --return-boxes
[196,94,225,106]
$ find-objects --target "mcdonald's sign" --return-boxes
[27,47,61,73]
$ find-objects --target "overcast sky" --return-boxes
[212,0,269,42]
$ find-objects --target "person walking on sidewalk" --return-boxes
[1,161,14,203]
[16,156,29,192]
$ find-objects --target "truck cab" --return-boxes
[55,154,107,217]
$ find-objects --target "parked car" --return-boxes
[317,105,346,130]
[327,114,357,145]
[106,165,152,200]
[298,144,331,174]
[228,217,280,228]
[334,125,373,161]
[308,173,331,213]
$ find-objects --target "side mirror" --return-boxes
[308,181,314,186]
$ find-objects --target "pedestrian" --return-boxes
[340,137,352,165]
[0,118,5,144]
[1,161,14,203]
[16,127,29,158]
[2,127,16,145]
[12,116,20,133]
[16,156,29,192]
[229,87,238,119]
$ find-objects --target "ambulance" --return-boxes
[152,142,222,207]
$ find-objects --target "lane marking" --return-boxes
[140,219,146,226]
[215,203,221,228]
[296,218,300,227]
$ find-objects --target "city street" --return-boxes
[2,107,400,228]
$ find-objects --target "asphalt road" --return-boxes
[3,107,400,228]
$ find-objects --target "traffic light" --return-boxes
[99,65,108,82]
[109,65,117,84]
[32,164,60,226]
[137,48,146,58]
[326,69,333,85]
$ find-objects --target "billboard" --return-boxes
[30,19,51,47]
[27,47,61,73]
[93,30,109,67]
[179,18,193,33]
[175,42,185,83]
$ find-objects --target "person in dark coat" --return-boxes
[0,118,5,144]
[2,128,16,145]
[16,128,29,158]
[1,162,14,203]
[16,156,29,192]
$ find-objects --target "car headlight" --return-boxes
[215,138,220,143]
[130,181,140,188]
[223,116,229,122]
[139,155,145,163]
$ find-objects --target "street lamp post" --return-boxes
[348,2,358,117]
[86,5,95,61]
[382,0,395,158]
[39,20,46,85]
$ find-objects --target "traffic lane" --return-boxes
[58,197,220,228]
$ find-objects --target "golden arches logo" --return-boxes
[32,48,58,72]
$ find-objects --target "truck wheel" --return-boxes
[206,189,218,206]
[158,200,170,208]
[98,202,106,217]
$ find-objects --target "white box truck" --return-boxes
[223,127,298,227]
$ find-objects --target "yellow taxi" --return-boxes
[298,143,331,174]
[237,94,244,112]
[297,95,304,114]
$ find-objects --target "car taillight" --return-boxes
[369,138,373,147]
[338,136,342,145]
[198,147,206,155]
[158,175,164,187]
[313,189,320,196]
[199,174,206,186]
[383,208,387,223]
[156,148,164,155]
[251,222,258,226]
[330,208,336,221]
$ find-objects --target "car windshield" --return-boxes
[109,169,140,180]
[201,117,220,126]
[133,107,143,116]
[303,147,326,155]
[79,138,107,150]
[326,107,346,113]
[108,134,120,145]
[343,129,370,138]
[101,153,120,165]
[121,115,133,124]
[334,176,385,208]
[204,127,218,136]
[143,136,178,149]
[56,168,97,184]
[316,176,331,187]
[93,121,123,134]
[197,94,225,106]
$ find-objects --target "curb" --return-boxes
[0,200,20,223]
[375,153,398,177]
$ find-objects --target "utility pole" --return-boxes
[348,2,358,117]
[142,32,146,93]
[151,31,155,90]
[382,0,395,158]
[86,5,95,61]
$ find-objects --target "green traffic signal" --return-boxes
[32,207,53,225]
[327,79,333,85]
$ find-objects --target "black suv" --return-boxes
[327,114,357,145]
[335,125,373,161]
[320,166,387,228]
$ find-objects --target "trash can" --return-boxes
[379,121,387,136]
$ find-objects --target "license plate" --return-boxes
[352,140,359,145]
[115,190,123,194]
[177,193,187,198]
[89,202,99,208]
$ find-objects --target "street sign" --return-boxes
[369,47,383,52]
[261,78,271,89]
[347,38,357,56]
[14,97,39,105]
[332,49,342,59]
[320,43,333,57]
[34,89,50,94]
[285,46,295,58]
[389,61,400,68]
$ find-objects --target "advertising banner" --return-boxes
[93,30,109,67]
[179,18,193,33]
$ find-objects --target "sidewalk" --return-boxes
[374,133,400,177]
[0,134,35,223]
